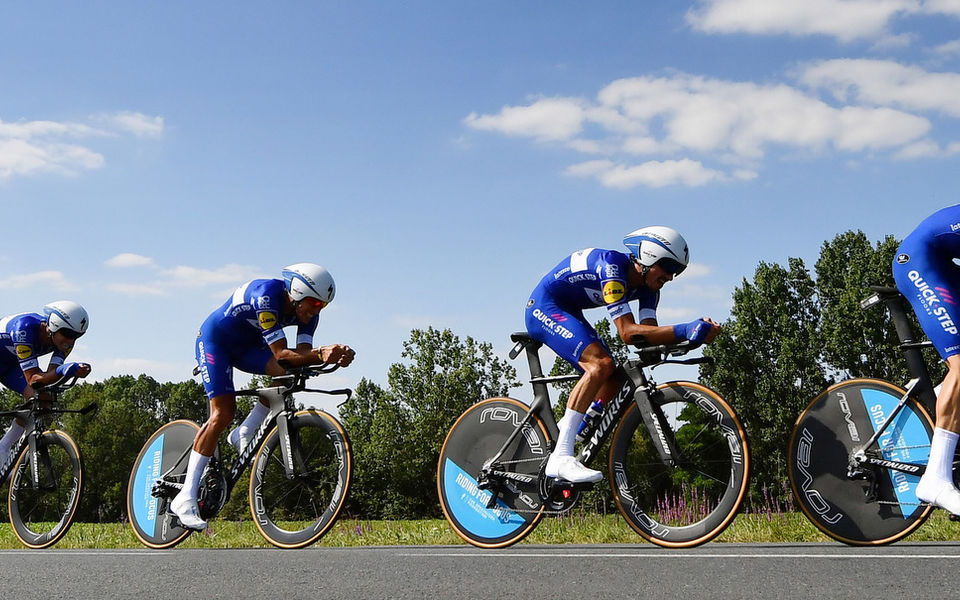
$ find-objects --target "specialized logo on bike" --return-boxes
[602,281,625,304]
[258,312,278,330]
[531,308,574,340]
[908,271,959,333]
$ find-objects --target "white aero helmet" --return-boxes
[623,226,689,275]
[43,300,89,337]
[281,263,336,304]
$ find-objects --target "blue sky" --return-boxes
[2,1,960,401]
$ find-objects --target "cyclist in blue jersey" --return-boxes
[0,301,91,459]
[893,205,960,516]
[526,226,720,483]
[171,263,355,530]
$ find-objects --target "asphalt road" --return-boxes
[3,543,960,599]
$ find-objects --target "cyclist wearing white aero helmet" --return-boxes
[172,263,355,530]
[524,227,721,483]
[0,301,91,459]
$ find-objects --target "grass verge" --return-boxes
[2,511,960,549]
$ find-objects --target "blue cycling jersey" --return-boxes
[894,205,960,359]
[534,248,659,320]
[195,279,319,398]
[0,312,68,394]
[525,248,659,367]
[205,279,318,347]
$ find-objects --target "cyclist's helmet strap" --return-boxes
[281,263,336,304]
[622,226,689,276]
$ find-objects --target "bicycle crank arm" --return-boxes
[152,479,182,498]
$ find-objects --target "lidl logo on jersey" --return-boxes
[258,312,278,330]
[15,345,32,360]
[602,281,625,304]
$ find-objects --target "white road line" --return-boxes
[400,552,960,559]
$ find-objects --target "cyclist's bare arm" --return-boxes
[613,314,676,345]
[615,314,722,346]
[264,340,355,375]
[24,364,91,396]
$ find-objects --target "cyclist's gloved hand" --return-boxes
[55,362,85,378]
[673,319,713,345]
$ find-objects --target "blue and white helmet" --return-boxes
[43,300,89,337]
[623,226,689,275]
[281,263,336,304]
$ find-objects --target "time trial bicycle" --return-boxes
[788,285,943,545]
[126,365,353,549]
[0,374,97,548]
[437,332,750,549]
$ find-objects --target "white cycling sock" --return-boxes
[178,450,211,502]
[553,408,585,458]
[927,427,959,482]
[232,401,270,446]
[0,422,25,459]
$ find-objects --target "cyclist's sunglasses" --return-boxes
[57,329,84,340]
[657,258,687,276]
[301,297,328,310]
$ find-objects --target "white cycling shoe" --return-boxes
[170,494,208,531]
[916,475,960,516]
[545,454,603,484]
[228,427,251,454]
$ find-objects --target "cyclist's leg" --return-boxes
[228,346,275,452]
[893,243,960,513]
[0,366,26,458]
[525,292,612,483]
[170,333,237,530]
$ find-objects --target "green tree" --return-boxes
[815,230,944,383]
[340,327,520,518]
[701,258,828,496]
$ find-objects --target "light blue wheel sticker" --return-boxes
[443,458,527,539]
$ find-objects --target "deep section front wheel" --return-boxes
[609,381,750,548]
[437,397,551,549]
[8,430,83,549]
[788,378,934,545]
[249,409,352,548]
[126,419,200,549]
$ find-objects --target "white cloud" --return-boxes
[105,253,156,268]
[160,264,262,287]
[799,59,960,118]
[105,283,165,296]
[464,97,586,141]
[655,306,699,321]
[932,39,960,56]
[0,270,78,291]
[685,0,943,43]
[93,357,193,381]
[97,112,164,138]
[392,315,444,330]
[107,262,262,298]
[471,69,939,188]
[567,159,726,188]
[0,111,163,180]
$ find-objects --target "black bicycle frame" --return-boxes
[156,367,350,507]
[0,377,94,487]
[848,286,941,478]
[491,333,680,472]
